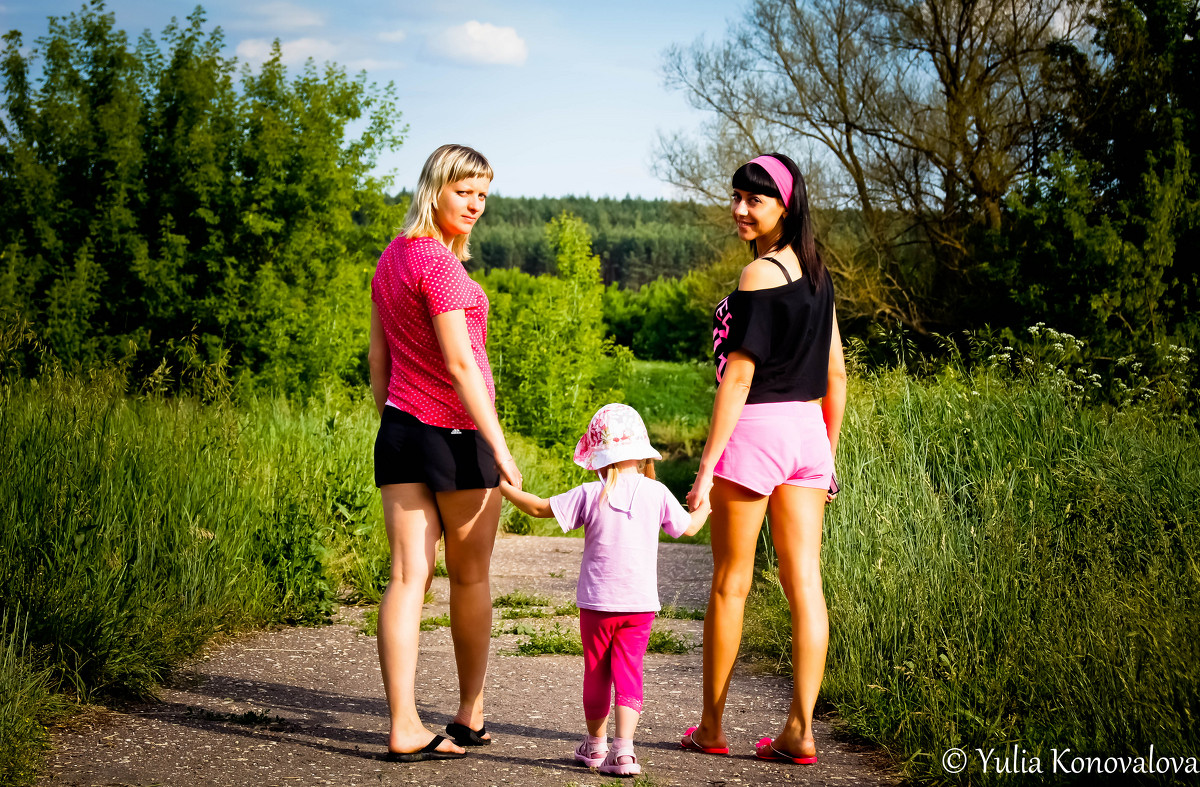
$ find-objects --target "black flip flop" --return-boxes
[446,721,491,746]
[385,734,467,762]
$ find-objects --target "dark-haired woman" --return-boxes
[682,153,846,765]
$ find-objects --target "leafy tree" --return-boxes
[0,2,404,394]
[999,147,1195,354]
[481,213,628,447]
[657,0,1088,332]
[989,0,1199,362]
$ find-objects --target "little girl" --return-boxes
[500,403,710,777]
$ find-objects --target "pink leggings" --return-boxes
[580,609,656,719]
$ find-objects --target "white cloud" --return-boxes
[379,29,407,43]
[428,21,527,66]
[236,37,339,66]
[346,58,405,72]
[247,1,324,30]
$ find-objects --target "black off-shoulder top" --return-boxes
[711,261,835,403]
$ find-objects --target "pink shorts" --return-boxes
[714,401,833,495]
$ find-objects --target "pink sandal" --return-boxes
[599,743,641,776]
[574,735,608,768]
[755,736,818,764]
[680,725,730,755]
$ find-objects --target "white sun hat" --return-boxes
[573,403,663,471]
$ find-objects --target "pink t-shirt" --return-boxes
[549,474,693,613]
[371,235,494,429]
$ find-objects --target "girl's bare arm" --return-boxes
[499,480,553,518]
[683,499,712,536]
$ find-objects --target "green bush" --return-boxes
[481,213,630,450]
[604,277,712,362]
[0,6,403,396]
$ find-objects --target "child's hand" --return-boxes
[498,480,554,518]
[687,470,713,515]
[497,457,522,489]
[683,497,711,537]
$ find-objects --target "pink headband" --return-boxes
[748,155,793,209]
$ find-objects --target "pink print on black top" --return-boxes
[710,268,837,404]
[712,295,734,382]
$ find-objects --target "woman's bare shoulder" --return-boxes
[738,257,789,291]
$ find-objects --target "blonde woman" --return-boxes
[368,144,521,761]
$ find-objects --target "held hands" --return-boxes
[498,478,553,518]
[496,455,522,490]
[687,468,714,515]
[683,495,712,537]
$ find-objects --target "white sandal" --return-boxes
[574,735,608,768]
[598,744,641,776]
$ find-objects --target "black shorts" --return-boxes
[374,406,499,491]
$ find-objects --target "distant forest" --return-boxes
[391,193,728,288]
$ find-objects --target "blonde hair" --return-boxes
[598,459,656,506]
[401,144,493,261]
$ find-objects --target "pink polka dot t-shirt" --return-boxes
[371,235,494,430]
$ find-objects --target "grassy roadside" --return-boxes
[744,367,1200,784]
[0,367,391,781]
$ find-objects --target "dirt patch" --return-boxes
[39,534,899,786]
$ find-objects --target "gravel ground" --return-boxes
[40,534,899,787]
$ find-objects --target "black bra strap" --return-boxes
[762,256,793,283]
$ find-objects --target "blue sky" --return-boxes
[1,0,740,199]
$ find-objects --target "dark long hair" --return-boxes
[732,152,825,291]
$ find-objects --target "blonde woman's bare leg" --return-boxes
[378,483,465,755]
[766,484,828,758]
[437,487,501,736]
[691,478,769,751]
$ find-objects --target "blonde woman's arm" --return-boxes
[431,308,522,488]
[368,304,390,415]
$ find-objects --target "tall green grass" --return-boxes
[0,366,393,782]
[0,611,63,784]
[623,360,714,458]
[743,368,1200,784]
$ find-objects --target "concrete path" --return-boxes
[41,535,900,786]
